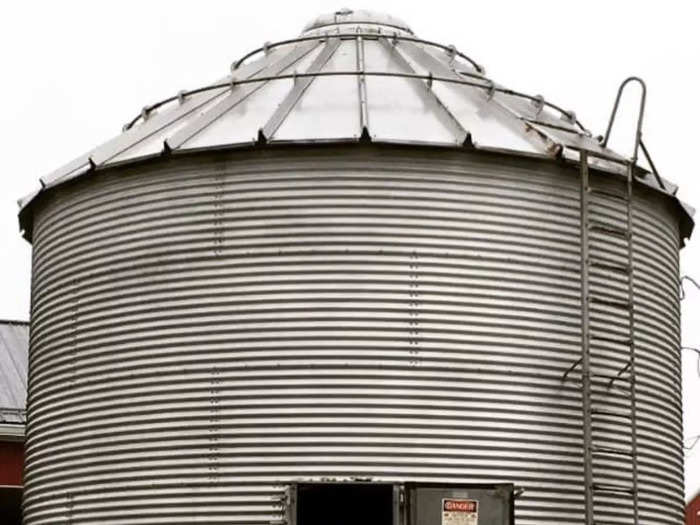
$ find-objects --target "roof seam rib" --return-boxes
[356,35,369,137]
[166,41,321,151]
[261,38,342,141]
[379,37,469,145]
[101,56,282,165]
[39,53,285,188]
[397,39,562,157]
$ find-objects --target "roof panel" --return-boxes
[0,321,28,426]
[52,50,284,173]
[364,38,460,144]
[183,43,327,149]
[168,41,319,151]
[397,41,541,153]
[273,38,361,142]
[108,87,232,163]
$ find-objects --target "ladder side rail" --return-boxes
[583,156,641,525]
[625,162,640,525]
[580,150,594,525]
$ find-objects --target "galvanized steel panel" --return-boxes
[23,146,684,524]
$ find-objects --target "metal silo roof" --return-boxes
[17,9,693,239]
[0,320,28,435]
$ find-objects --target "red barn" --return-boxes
[0,320,28,524]
[689,491,700,525]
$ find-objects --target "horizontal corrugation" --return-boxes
[24,147,684,524]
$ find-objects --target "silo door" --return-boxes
[292,482,397,525]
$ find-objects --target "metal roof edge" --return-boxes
[0,423,25,441]
[17,140,694,243]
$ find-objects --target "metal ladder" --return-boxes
[565,77,654,525]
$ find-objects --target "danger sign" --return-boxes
[442,498,478,525]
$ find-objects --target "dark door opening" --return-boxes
[0,486,22,525]
[296,483,394,525]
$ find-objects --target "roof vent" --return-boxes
[302,9,414,35]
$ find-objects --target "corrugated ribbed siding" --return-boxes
[24,147,683,524]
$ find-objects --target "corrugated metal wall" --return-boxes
[23,146,683,524]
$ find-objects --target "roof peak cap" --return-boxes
[301,9,414,36]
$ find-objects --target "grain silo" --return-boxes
[18,9,693,525]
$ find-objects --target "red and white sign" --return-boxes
[442,498,478,525]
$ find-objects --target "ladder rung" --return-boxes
[589,221,630,238]
[588,187,629,203]
[591,445,635,457]
[589,256,630,275]
[591,408,631,419]
[589,294,632,309]
[592,482,636,495]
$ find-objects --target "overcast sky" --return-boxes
[1,0,698,502]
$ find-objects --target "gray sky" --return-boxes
[2,0,698,501]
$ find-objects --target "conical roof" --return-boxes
[18,9,692,238]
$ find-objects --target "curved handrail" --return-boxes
[124,69,588,134]
[231,32,485,73]
[602,76,646,164]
